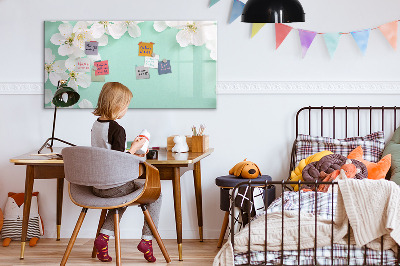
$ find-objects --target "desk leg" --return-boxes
[172,167,183,261]
[193,161,203,242]
[20,165,34,259]
[56,178,64,241]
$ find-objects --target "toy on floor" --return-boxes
[229,159,261,179]
[172,135,189,153]
[0,208,3,232]
[1,192,44,247]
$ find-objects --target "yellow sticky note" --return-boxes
[138,42,155,57]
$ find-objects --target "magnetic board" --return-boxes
[44,21,217,109]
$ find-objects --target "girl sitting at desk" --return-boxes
[91,82,161,263]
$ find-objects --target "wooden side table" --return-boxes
[215,175,275,248]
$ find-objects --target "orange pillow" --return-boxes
[347,146,391,180]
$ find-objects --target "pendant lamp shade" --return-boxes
[241,0,305,23]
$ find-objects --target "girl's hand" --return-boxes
[129,137,147,154]
[134,148,149,157]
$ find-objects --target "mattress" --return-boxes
[233,191,397,265]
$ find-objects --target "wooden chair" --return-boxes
[60,146,171,265]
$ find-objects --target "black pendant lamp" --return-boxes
[241,0,305,23]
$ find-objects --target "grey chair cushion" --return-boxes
[69,180,145,208]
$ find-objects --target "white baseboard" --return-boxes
[1,81,400,95]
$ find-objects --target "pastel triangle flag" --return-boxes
[251,23,266,38]
[209,0,220,7]
[378,21,398,50]
[351,29,370,55]
[275,23,293,49]
[323,33,341,58]
[229,0,245,24]
[298,29,317,58]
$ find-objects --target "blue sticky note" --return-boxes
[158,60,172,75]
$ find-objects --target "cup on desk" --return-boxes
[146,149,158,160]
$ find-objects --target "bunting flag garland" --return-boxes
[378,21,398,50]
[351,29,370,55]
[209,0,220,7]
[251,23,266,38]
[229,0,245,24]
[207,1,400,58]
[323,33,341,58]
[298,29,317,58]
[275,23,292,49]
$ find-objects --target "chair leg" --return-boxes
[114,209,121,266]
[141,205,171,263]
[60,208,88,266]
[217,211,230,248]
[92,209,108,258]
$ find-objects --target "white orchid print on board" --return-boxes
[90,21,144,40]
[64,57,91,91]
[153,21,217,60]
[50,23,86,57]
[44,48,68,86]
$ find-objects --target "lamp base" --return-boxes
[38,137,76,154]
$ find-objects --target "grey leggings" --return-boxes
[92,180,162,240]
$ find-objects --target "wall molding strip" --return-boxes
[1,81,400,95]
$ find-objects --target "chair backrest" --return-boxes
[62,146,145,187]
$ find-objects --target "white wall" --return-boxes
[1,0,400,239]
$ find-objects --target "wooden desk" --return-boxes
[10,147,213,261]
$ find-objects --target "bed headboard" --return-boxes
[290,106,400,179]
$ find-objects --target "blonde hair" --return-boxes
[93,82,133,120]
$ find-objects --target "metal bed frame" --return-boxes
[230,106,400,266]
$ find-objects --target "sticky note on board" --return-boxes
[138,42,154,57]
[94,60,109,76]
[91,68,105,82]
[85,41,98,55]
[76,58,91,72]
[144,54,159,69]
[158,60,172,75]
[136,66,150,79]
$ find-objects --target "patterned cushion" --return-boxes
[294,131,385,166]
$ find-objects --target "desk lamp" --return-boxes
[38,80,80,154]
[241,0,305,23]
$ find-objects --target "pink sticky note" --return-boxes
[94,60,109,76]
[76,58,90,72]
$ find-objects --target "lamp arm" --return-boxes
[50,106,57,148]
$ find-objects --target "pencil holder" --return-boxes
[191,135,209,153]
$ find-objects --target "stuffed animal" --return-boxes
[172,135,189,153]
[0,208,3,232]
[1,192,44,247]
[229,159,261,179]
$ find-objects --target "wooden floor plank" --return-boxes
[0,239,222,265]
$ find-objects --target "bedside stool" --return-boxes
[215,175,275,248]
